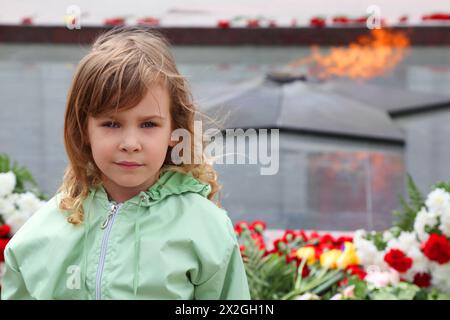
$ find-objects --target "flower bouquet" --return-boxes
[235,221,358,299]
[347,176,450,299]
[0,153,47,287]
[236,176,450,300]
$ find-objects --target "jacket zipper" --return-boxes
[95,201,122,300]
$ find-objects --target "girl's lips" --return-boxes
[115,162,143,169]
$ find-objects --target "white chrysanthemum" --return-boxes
[0,171,16,197]
[386,231,417,253]
[354,232,388,270]
[430,262,450,293]
[0,196,16,219]
[353,229,367,241]
[414,207,438,242]
[16,192,44,215]
[402,246,430,282]
[383,230,394,242]
[439,208,450,238]
[426,188,450,217]
[5,209,32,234]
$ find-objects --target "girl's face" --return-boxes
[87,84,177,203]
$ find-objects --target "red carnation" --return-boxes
[137,17,160,26]
[309,231,320,239]
[104,17,125,26]
[384,249,413,273]
[399,15,408,23]
[297,230,308,242]
[0,237,11,262]
[282,230,297,242]
[251,233,266,250]
[422,13,450,21]
[422,233,450,264]
[346,265,367,280]
[413,273,431,288]
[273,238,288,252]
[234,221,249,235]
[336,236,353,246]
[21,17,33,25]
[249,220,266,234]
[0,224,11,237]
[310,17,326,28]
[353,16,368,24]
[217,19,230,29]
[246,19,260,28]
[319,233,335,245]
[332,16,350,24]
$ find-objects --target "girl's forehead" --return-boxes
[91,83,170,119]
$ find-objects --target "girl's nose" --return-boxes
[119,133,142,152]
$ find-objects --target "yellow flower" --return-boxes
[336,242,360,269]
[320,249,342,269]
[296,247,316,265]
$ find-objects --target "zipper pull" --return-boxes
[101,203,118,229]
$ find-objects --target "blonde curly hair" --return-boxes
[57,26,222,225]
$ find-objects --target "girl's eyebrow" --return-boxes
[103,114,166,121]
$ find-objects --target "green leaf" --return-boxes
[393,174,424,231]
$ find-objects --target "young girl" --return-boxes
[1,27,250,300]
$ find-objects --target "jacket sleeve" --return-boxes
[1,245,34,300]
[193,219,251,300]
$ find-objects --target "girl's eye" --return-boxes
[142,121,156,128]
[101,121,156,128]
[102,121,119,128]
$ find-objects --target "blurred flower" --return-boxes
[364,266,400,288]
[296,246,316,266]
[310,17,326,28]
[337,242,359,269]
[282,230,297,242]
[320,249,341,269]
[217,19,230,29]
[246,19,259,28]
[0,238,10,262]
[293,292,320,300]
[421,233,450,264]
[426,188,450,216]
[0,171,16,197]
[234,221,249,236]
[384,248,413,273]
[0,224,11,237]
[413,272,431,288]
[430,262,450,293]
[414,207,438,242]
[250,220,266,234]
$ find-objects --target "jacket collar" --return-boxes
[90,170,212,208]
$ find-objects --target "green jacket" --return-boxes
[1,170,251,300]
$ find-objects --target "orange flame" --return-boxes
[288,29,411,80]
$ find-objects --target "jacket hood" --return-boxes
[82,170,212,296]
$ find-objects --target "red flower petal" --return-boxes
[413,273,431,288]
[422,233,450,264]
[384,248,413,273]
[0,224,11,237]
[0,238,11,262]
